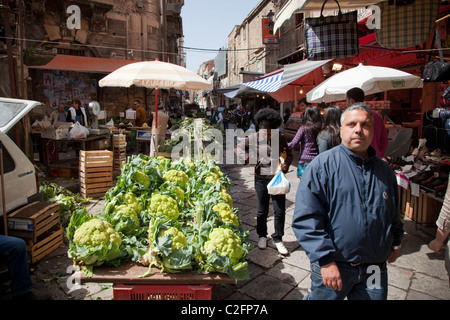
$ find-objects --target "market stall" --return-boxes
[66,155,248,299]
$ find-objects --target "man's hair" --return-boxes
[134,100,141,105]
[254,107,282,129]
[346,87,365,103]
[341,102,373,126]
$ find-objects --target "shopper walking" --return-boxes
[317,105,342,153]
[235,105,249,131]
[287,105,322,178]
[235,108,293,255]
[292,102,404,300]
[134,100,147,127]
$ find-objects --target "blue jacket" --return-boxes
[292,144,404,266]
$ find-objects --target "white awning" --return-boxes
[273,0,386,33]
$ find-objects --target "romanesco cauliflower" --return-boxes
[133,169,150,187]
[212,203,239,227]
[73,218,122,265]
[219,188,233,207]
[203,227,244,265]
[112,204,140,234]
[124,192,141,213]
[159,227,188,250]
[147,193,179,221]
[163,170,189,186]
[204,172,221,184]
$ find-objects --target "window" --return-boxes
[1,144,15,174]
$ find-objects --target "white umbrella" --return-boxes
[99,59,212,155]
[306,64,423,103]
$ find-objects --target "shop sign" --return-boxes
[262,17,279,45]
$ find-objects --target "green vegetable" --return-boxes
[124,192,141,213]
[219,188,233,207]
[212,203,239,227]
[111,204,140,235]
[147,193,179,221]
[160,227,188,250]
[67,209,124,276]
[203,227,244,265]
[133,169,150,188]
[204,172,221,185]
[163,170,189,187]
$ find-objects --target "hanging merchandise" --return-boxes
[422,29,450,82]
[305,0,359,61]
[375,0,441,50]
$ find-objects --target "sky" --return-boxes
[181,0,262,73]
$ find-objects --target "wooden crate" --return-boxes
[7,201,63,264]
[113,134,126,148]
[79,150,113,198]
[400,186,444,226]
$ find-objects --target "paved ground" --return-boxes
[1,147,449,301]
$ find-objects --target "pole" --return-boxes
[0,141,7,236]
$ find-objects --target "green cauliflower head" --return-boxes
[73,218,122,265]
[112,204,140,234]
[124,192,141,213]
[204,172,221,184]
[133,169,150,188]
[212,203,239,227]
[159,227,188,250]
[163,170,189,187]
[203,228,244,265]
[147,193,179,221]
[219,188,233,207]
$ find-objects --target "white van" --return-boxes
[0,97,42,216]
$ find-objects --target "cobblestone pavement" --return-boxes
[1,157,449,301]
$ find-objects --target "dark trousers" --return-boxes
[0,235,33,296]
[254,176,286,241]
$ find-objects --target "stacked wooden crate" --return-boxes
[79,150,113,198]
[113,134,127,170]
[7,202,63,264]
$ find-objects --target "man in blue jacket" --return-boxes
[292,102,404,300]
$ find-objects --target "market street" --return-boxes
[1,150,448,301]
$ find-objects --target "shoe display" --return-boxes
[258,237,267,249]
[274,240,289,255]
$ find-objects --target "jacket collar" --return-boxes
[339,143,376,167]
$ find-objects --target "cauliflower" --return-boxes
[219,188,233,207]
[112,204,140,234]
[124,192,141,213]
[204,172,221,184]
[72,218,122,266]
[212,203,239,227]
[214,165,224,177]
[133,169,150,188]
[183,157,196,171]
[147,194,179,221]
[159,227,188,250]
[163,170,189,187]
[203,228,244,265]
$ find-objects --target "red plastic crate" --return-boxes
[113,284,212,300]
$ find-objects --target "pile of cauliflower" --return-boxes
[67,155,250,282]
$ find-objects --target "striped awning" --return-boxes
[223,59,330,98]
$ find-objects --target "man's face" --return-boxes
[340,109,374,157]
[58,105,65,111]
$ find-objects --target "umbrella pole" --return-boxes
[152,88,159,157]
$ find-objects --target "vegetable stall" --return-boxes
[67,155,250,299]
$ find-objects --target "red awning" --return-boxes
[27,54,141,74]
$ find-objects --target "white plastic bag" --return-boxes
[69,122,89,139]
[267,163,291,195]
